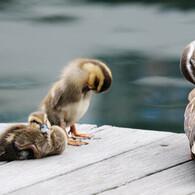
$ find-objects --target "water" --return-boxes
[1,0,195,133]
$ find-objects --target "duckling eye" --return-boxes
[31,120,41,125]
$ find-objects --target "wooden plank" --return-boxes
[0,162,7,166]
[0,125,174,194]
[99,161,195,195]
[9,133,190,195]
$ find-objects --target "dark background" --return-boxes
[1,0,195,133]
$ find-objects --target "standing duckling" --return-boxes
[40,58,112,146]
[0,111,67,161]
[184,88,195,159]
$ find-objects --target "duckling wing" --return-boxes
[51,81,80,108]
[1,124,27,135]
[0,124,27,153]
[49,125,67,154]
[52,85,64,108]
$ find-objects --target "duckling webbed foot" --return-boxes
[60,121,88,146]
[68,139,88,146]
[13,142,38,159]
[69,124,94,139]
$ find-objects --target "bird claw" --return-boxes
[68,138,88,146]
[74,133,94,139]
[68,130,77,139]
[69,125,94,140]
[70,132,94,139]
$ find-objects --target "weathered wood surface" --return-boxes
[0,123,193,195]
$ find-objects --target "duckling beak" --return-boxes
[82,86,91,93]
[92,88,100,93]
[40,124,50,134]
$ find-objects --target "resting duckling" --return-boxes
[40,58,112,146]
[180,40,195,84]
[0,111,67,161]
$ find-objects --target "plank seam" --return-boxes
[95,159,192,195]
[186,191,195,195]
[6,134,175,194]
[91,126,113,134]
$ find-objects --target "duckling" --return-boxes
[0,111,67,161]
[184,88,195,159]
[40,58,112,146]
[180,40,195,84]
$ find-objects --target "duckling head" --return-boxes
[180,40,195,85]
[81,59,113,93]
[28,111,51,133]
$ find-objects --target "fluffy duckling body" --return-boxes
[40,58,112,146]
[184,88,195,159]
[0,112,67,161]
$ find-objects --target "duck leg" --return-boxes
[69,124,94,139]
[13,142,38,159]
[60,121,88,146]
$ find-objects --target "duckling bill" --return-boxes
[0,111,67,161]
[40,58,112,146]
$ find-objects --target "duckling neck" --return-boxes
[82,85,91,93]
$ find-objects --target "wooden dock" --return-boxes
[0,123,194,195]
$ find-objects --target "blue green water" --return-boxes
[1,0,195,133]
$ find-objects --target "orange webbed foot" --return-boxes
[14,142,38,159]
[60,121,89,146]
[68,138,88,146]
[69,124,94,139]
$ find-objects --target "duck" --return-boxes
[40,58,112,146]
[184,88,195,159]
[180,41,195,159]
[0,111,67,161]
[180,40,195,85]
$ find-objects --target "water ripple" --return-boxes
[0,111,29,123]
[31,15,78,24]
[0,78,40,89]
